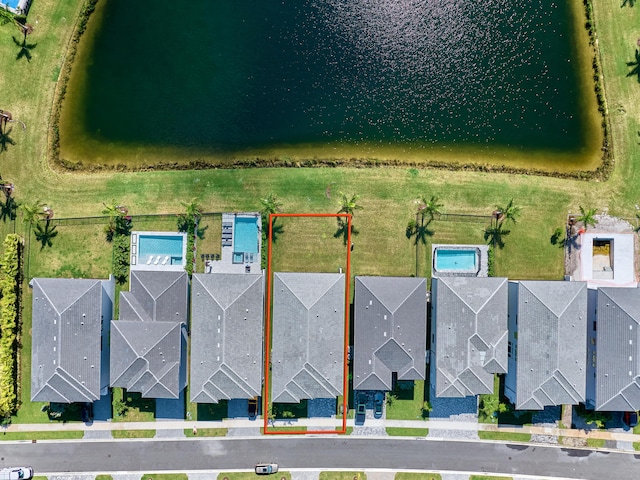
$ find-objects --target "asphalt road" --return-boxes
[1,438,639,480]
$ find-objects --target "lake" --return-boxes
[58,0,603,172]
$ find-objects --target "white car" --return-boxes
[0,467,34,480]
[255,463,279,475]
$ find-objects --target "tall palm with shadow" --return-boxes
[627,49,640,83]
[407,196,439,276]
[12,35,36,62]
[34,220,58,249]
[0,126,15,153]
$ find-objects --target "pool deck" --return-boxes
[130,231,188,272]
[205,212,262,275]
[431,244,489,278]
[1,0,30,15]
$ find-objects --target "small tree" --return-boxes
[576,206,598,231]
[417,195,443,223]
[338,192,362,217]
[495,199,521,226]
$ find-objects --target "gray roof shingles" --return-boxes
[515,281,587,410]
[190,273,264,403]
[271,272,345,403]
[432,276,508,397]
[31,278,109,403]
[110,271,188,399]
[353,276,427,391]
[596,287,640,411]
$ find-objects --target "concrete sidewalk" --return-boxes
[3,417,640,444]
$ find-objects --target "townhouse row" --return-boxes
[30,269,640,413]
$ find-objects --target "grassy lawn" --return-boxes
[95,476,113,480]
[112,430,156,439]
[319,473,366,480]
[183,428,228,437]
[478,431,531,442]
[112,388,155,422]
[385,428,429,437]
[141,475,188,480]
[218,474,291,480]
[586,438,607,448]
[385,381,427,421]
[262,426,307,433]
[0,431,84,440]
[395,474,441,480]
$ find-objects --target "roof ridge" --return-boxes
[219,363,256,397]
[601,289,640,325]
[448,278,506,315]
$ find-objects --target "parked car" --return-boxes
[0,467,33,480]
[248,396,259,420]
[255,464,278,475]
[373,392,384,419]
[355,393,367,426]
[623,411,638,428]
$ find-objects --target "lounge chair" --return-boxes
[161,256,169,265]
[146,255,154,265]
[154,256,161,265]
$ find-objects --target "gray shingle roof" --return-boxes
[111,271,188,399]
[190,273,264,403]
[515,281,587,410]
[595,287,640,411]
[271,272,345,403]
[353,276,427,391]
[110,320,187,399]
[31,278,112,403]
[432,277,508,397]
[120,270,188,322]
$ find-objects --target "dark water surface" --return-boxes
[60,0,600,165]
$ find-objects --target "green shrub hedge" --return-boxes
[0,234,22,417]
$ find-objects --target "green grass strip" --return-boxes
[478,431,531,442]
[0,431,84,440]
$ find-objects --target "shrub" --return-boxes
[0,235,22,417]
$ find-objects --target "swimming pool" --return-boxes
[137,233,184,265]
[434,248,479,274]
[234,216,259,253]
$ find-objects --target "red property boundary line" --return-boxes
[263,213,352,435]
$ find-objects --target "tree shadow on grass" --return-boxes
[334,217,358,246]
[34,220,58,249]
[0,196,17,222]
[0,127,16,153]
[12,35,36,62]
[627,49,640,83]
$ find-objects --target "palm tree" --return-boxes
[34,221,58,249]
[177,198,201,232]
[0,126,15,153]
[417,195,443,223]
[102,200,129,241]
[484,223,511,249]
[12,34,36,62]
[21,199,46,278]
[627,49,640,83]
[576,206,598,231]
[494,199,521,226]
[337,192,362,216]
[260,193,282,217]
[1,9,34,42]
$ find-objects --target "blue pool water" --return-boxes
[234,217,259,253]
[138,234,184,261]
[3,0,20,9]
[435,249,477,271]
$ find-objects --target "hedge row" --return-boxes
[0,234,22,418]
[112,233,129,285]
